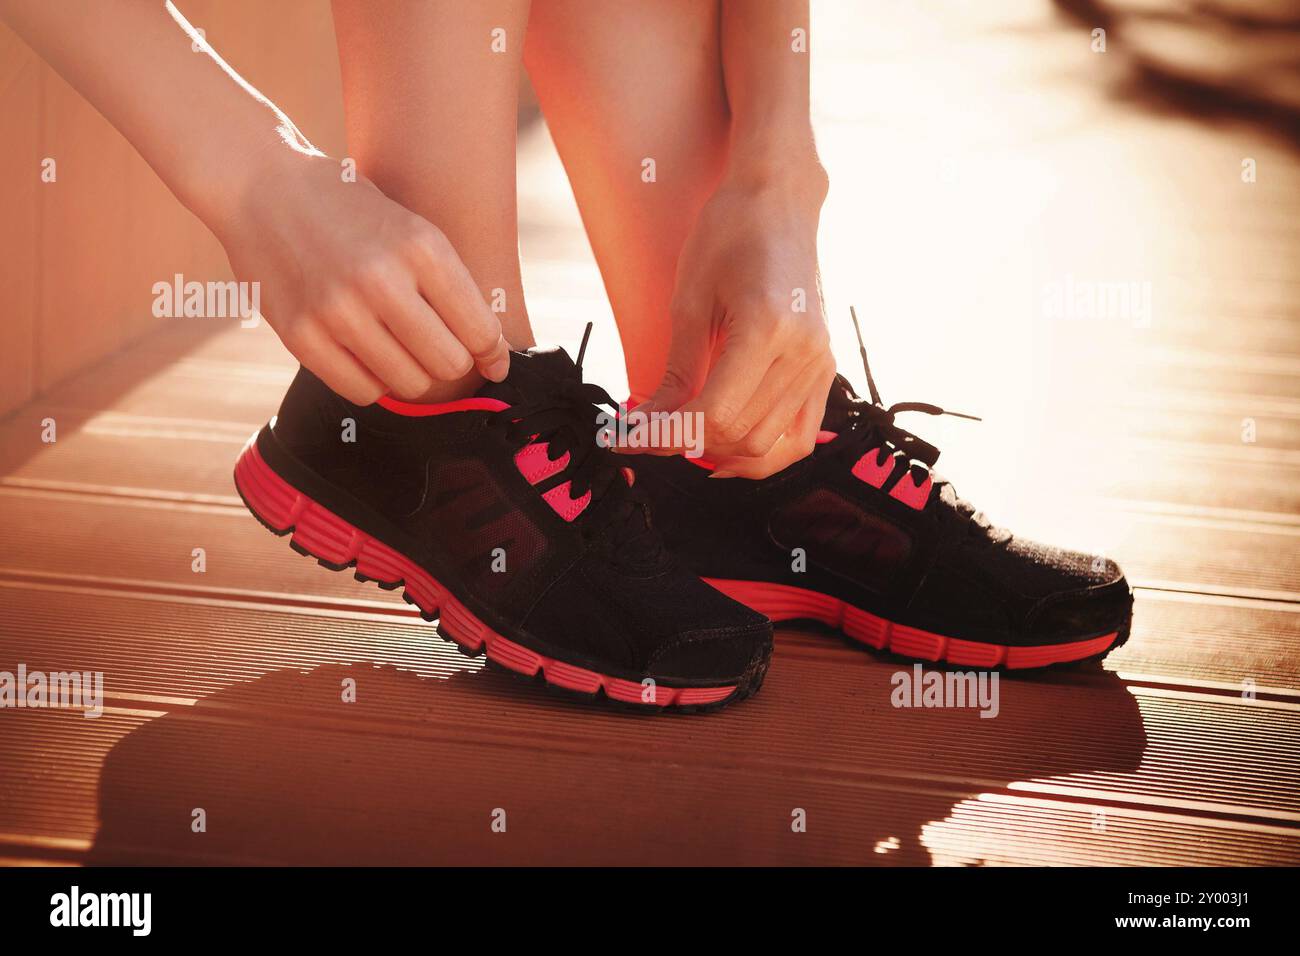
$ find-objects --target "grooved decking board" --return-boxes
[2,586,1299,835]
[1106,592,1300,691]
[5,711,1298,866]
[1086,512,1300,598]
[58,321,1300,413]
[0,710,142,846]
[35,359,287,426]
[1,662,1297,866]
[2,491,1299,691]
[5,473,1299,600]
[1118,405,1300,451]
[0,424,245,502]
[15,418,1297,520]
[3,0,1299,869]
[921,795,1300,867]
[1116,356,1300,404]
[0,489,395,605]
[38,334,1300,454]
[1066,453,1300,516]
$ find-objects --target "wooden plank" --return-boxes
[1,612,1296,865]
[1,487,1298,688]
[6,450,1298,604]
[1108,591,1300,692]
[5,708,1296,866]
[1,585,1298,827]
[2,0,1298,872]
[1089,510,1300,599]
[0,488,395,607]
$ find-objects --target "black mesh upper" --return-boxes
[632,399,1133,648]
[267,355,771,682]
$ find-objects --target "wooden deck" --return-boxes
[1,1,1298,866]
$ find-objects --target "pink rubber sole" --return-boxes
[703,578,1119,669]
[234,436,736,708]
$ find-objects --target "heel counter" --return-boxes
[271,366,344,455]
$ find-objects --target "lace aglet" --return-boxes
[848,306,883,407]
[575,321,594,372]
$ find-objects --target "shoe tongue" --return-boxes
[474,345,660,559]
[476,346,580,405]
[821,373,861,432]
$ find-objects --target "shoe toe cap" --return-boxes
[1025,560,1133,643]
[931,539,1134,646]
[646,622,773,683]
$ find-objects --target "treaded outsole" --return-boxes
[704,578,1130,671]
[234,434,769,713]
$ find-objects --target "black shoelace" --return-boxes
[833,307,1006,545]
[486,325,663,563]
[834,306,981,495]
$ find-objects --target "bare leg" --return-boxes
[332,0,536,401]
[524,0,730,402]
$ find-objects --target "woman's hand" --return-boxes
[0,0,508,406]
[635,161,835,478]
[215,151,510,404]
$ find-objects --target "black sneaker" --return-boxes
[633,314,1133,670]
[233,342,772,710]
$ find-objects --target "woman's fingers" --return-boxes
[218,155,513,398]
[671,298,831,460]
[618,302,715,456]
[625,316,831,468]
[321,287,434,400]
[625,351,827,470]
[677,331,772,451]
[736,354,836,460]
[698,352,814,459]
[370,281,478,383]
[406,220,512,382]
[331,217,511,390]
[626,344,774,458]
[287,324,386,407]
[708,382,828,480]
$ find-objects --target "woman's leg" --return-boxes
[332,0,536,401]
[523,0,730,402]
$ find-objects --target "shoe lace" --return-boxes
[834,308,1003,543]
[488,325,664,562]
[835,306,980,490]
